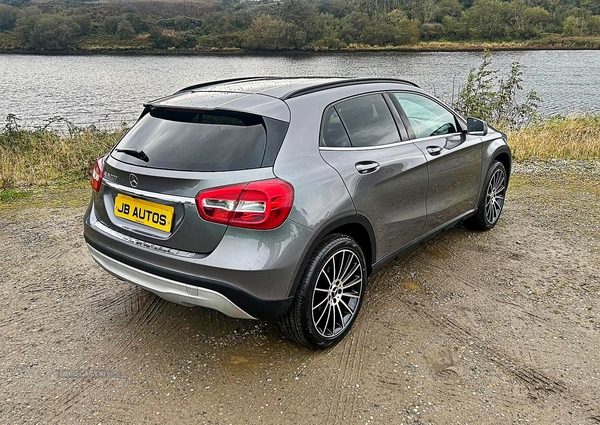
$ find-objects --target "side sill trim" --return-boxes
[372,209,477,273]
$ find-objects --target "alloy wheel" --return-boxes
[311,249,363,339]
[485,168,506,225]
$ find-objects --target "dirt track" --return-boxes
[1,164,599,424]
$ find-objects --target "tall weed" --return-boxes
[453,51,541,130]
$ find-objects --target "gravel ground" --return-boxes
[1,163,599,424]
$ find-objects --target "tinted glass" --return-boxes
[393,93,458,139]
[335,94,400,147]
[111,109,267,172]
[321,108,351,147]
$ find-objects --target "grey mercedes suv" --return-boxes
[84,77,510,348]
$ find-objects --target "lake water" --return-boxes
[1,50,599,129]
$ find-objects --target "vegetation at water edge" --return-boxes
[0,52,598,196]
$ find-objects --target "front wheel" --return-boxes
[465,160,508,231]
[279,234,367,349]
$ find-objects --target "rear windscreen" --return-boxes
[111,109,268,172]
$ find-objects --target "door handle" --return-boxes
[426,146,443,156]
[355,161,380,174]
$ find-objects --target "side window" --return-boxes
[393,93,458,139]
[321,108,351,147]
[335,94,401,148]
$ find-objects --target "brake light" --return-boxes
[90,155,106,192]
[196,179,294,230]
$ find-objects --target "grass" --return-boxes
[0,115,598,200]
[0,188,32,202]
[507,115,600,161]
[3,34,600,54]
[0,125,125,192]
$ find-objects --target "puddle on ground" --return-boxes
[229,355,250,365]
[401,281,421,291]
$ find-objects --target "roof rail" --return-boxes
[281,78,420,100]
[177,77,276,93]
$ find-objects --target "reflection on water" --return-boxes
[1,50,599,128]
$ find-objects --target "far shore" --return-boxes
[1,40,600,56]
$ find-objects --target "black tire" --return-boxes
[465,160,508,231]
[279,234,367,349]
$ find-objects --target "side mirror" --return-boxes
[467,117,488,136]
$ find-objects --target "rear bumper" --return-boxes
[83,202,313,319]
[88,244,257,319]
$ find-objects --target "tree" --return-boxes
[244,15,306,50]
[0,4,19,32]
[29,15,79,50]
[339,11,371,43]
[14,11,79,50]
[148,28,180,49]
[562,15,583,35]
[72,14,93,37]
[282,0,319,42]
[441,15,469,39]
[387,11,421,44]
[104,15,125,34]
[462,0,510,39]
[13,7,41,45]
[318,0,351,18]
[586,15,600,35]
[432,0,464,22]
[362,15,399,45]
[522,6,551,32]
[116,21,135,40]
[202,12,234,35]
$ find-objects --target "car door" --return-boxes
[390,92,482,234]
[319,93,429,262]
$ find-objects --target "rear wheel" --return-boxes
[279,234,367,349]
[465,160,508,231]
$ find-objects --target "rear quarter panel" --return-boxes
[273,96,356,231]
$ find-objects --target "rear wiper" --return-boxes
[115,148,150,162]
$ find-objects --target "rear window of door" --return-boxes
[111,109,273,172]
[392,93,459,139]
[321,94,401,148]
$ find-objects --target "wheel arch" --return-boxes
[493,150,511,183]
[287,215,376,298]
[478,141,511,205]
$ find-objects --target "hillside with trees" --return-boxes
[0,0,599,51]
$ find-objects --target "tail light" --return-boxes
[196,179,294,230]
[90,155,106,192]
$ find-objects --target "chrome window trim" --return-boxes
[319,139,415,151]
[412,132,464,143]
[103,179,196,205]
[319,132,464,151]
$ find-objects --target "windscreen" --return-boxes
[111,108,268,172]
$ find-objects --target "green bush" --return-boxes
[312,35,345,50]
[454,51,541,130]
[148,28,180,49]
[196,32,244,50]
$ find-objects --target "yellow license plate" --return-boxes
[114,194,174,232]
